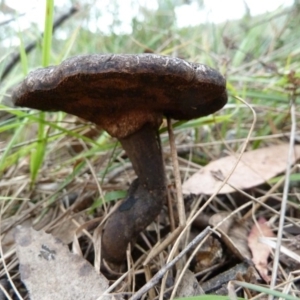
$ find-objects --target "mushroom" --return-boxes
[11,54,227,264]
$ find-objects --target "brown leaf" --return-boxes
[209,212,234,234]
[247,218,274,282]
[229,222,252,260]
[176,269,204,297]
[209,212,251,260]
[182,144,300,195]
[14,226,119,300]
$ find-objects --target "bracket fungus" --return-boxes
[12,54,227,264]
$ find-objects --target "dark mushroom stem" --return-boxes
[102,122,167,264]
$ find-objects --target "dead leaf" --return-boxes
[209,212,251,260]
[1,218,33,253]
[176,269,204,297]
[14,226,119,300]
[228,222,252,260]
[247,218,274,282]
[182,144,300,195]
[209,212,234,233]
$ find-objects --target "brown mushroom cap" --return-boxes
[12,54,227,138]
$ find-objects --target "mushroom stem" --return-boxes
[102,122,166,264]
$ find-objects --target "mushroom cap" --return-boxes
[12,54,227,138]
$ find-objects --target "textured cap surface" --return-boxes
[12,54,227,137]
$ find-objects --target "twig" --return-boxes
[1,5,79,81]
[130,226,211,300]
[269,96,297,299]
[167,117,186,227]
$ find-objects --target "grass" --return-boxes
[0,1,300,299]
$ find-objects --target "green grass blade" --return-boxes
[234,281,300,300]
[0,117,27,174]
[42,0,54,67]
[175,296,244,300]
[29,112,47,185]
[17,31,28,76]
[30,0,54,185]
